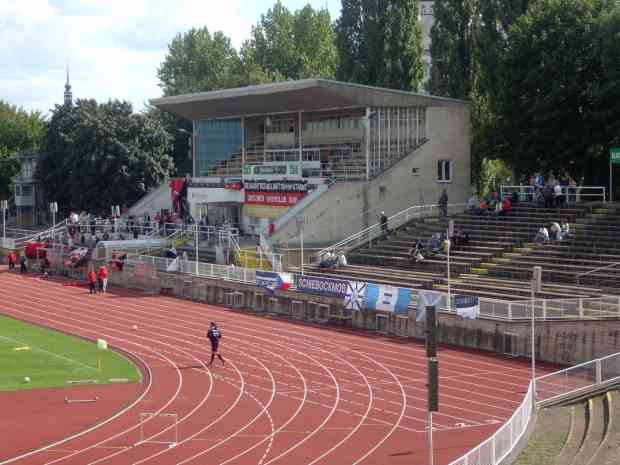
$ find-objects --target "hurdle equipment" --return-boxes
[65,396,99,404]
[136,412,178,448]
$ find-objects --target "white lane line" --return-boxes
[0,334,99,371]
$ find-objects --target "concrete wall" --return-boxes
[271,104,471,247]
[128,182,172,218]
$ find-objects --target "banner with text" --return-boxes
[295,274,349,298]
[245,191,305,206]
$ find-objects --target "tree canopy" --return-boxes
[0,101,46,197]
[37,100,173,214]
[336,0,423,91]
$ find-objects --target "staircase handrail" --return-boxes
[500,184,607,203]
[317,202,465,260]
[576,261,620,284]
[14,218,68,247]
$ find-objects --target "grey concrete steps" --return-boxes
[570,396,608,465]
[555,403,588,465]
[590,391,620,465]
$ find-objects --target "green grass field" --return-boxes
[0,315,140,391]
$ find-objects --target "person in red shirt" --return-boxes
[7,251,16,271]
[87,268,98,294]
[98,265,108,294]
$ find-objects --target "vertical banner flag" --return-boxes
[364,284,412,314]
[416,290,443,322]
[455,295,479,319]
[344,281,367,311]
[256,271,292,293]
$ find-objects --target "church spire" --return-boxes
[64,65,73,106]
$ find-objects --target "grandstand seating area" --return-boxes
[308,203,620,301]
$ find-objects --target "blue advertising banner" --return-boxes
[295,274,349,298]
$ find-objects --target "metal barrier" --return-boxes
[535,352,620,406]
[317,202,465,260]
[500,185,607,203]
[448,382,534,465]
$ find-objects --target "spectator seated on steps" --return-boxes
[549,221,562,241]
[535,226,550,243]
[561,218,570,239]
[318,251,338,269]
[336,252,348,268]
[408,240,425,263]
[451,229,469,248]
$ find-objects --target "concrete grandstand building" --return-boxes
[151,79,470,246]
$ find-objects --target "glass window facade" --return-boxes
[195,118,242,176]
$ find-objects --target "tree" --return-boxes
[494,0,619,181]
[37,100,173,214]
[244,1,337,80]
[0,100,46,197]
[157,27,241,97]
[336,0,423,91]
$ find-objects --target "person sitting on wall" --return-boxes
[337,252,348,268]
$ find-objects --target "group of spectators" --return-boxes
[467,193,513,216]
[87,265,108,294]
[318,251,348,269]
[408,228,469,263]
[535,218,571,243]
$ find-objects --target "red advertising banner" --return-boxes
[245,191,305,206]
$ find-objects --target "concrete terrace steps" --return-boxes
[555,403,588,465]
[456,274,604,296]
[590,391,620,465]
[569,395,609,465]
[304,264,443,289]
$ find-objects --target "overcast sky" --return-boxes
[0,0,340,115]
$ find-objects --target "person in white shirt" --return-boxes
[535,226,549,243]
[549,222,561,241]
[553,183,563,207]
[561,219,570,239]
[337,253,348,268]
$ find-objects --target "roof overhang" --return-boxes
[150,79,469,121]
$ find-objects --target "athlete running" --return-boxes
[207,322,225,367]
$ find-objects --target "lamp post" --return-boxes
[49,202,58,240]
[1,199,8,245]
[447,220,454,310]
[531,266,542,398]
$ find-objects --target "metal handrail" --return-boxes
[317,202,465,259]
[500,185,607,203]
[576,261,620,283]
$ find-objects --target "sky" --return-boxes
[0,0,340,116]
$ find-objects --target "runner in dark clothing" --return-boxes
[207,322,225,367]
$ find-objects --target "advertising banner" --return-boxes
[295,274,349,298]
[245,191,305,206]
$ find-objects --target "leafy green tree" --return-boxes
[37,100,173,214]
[245,1,337,80]
[495,0,618,181]
[0,100,46,197]
[336,0,423,91]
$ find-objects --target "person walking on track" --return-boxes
[207,322,225,367]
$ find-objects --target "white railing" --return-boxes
[122,252,257,284]
[500,185,607,203]
[576,262,620,285]
[448,382,534,465]
[317,203,465,259]
[535,352,620,406]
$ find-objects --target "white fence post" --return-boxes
[542,300,547,320]
[508,303,512,320]
[579,298,584,318]
[596,360,602,385]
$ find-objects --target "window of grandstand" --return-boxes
[266,117,294,133]
[21,185,33,196]
[196,118,242,176]
[304,116,360,132]
[437,159,452,182]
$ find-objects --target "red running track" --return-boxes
[0,269,549,465]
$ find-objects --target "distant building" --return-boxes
[420,1,435,85]
[64,65,73,106]
[13,150,45,226]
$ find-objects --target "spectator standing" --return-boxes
[439,189,448,217]
[7,250,16,271]
[380,212,389,236]
[553,183,563,207]
[467,194,477,212]
[98,265,108,293]
[19,254,27,273]
[87,268,97,294]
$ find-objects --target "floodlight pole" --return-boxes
[428,411,434,465]
[1,200,7,243]
[300,227,304,275]
[195,223,199,275]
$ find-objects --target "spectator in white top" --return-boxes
[549,222,562,240]
[535,226,550,243]
[337,253,348,268]
[467,194,477,212]
[553,183,563,207]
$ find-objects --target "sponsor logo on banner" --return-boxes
[245,191,305,206]
[256,271,292,293]
[295,275,349,298]
[455,295,479,319]
[244,181,308,193]
[416,290,443,321]
[364,284,412,314]
[344,281,367,311]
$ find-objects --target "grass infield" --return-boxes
[0,315,140,391]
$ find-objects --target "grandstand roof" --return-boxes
[150,79,469,121]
